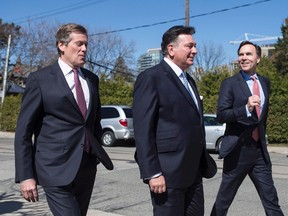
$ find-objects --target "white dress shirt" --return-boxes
[164,57,199,109]
[58,58,90,109]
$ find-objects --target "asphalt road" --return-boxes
[0,135,287,216]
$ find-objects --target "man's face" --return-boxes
[238,44,260,75]
[58,32,87,68]
[168,34,197,71]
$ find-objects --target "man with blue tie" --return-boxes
[211,41,284,216]
[133,25,216,216]
[14,23,113,216]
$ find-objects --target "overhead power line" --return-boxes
[13,0,271,48]
[90,0,271,36]
[9,0,271,35]
[87,59,137,77]
[8,0,109,24]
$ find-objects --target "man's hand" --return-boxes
[20,178,39,202]
[247,95,261,113]
[149,175,166,194]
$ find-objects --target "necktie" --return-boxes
[73,68,90,152]
[73,68,87,117]
[181,72,199,110]
[251,75,260,141]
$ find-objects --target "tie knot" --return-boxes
[181,71,187,79]
[251,75,257,81]
[72,68,78,74]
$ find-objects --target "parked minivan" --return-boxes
[100,105,134,147]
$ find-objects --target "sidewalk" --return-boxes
[0,131,125,216]
[1,131,287,216]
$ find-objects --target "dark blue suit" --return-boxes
[15,62,113,215]
[133,60,216,215]
[211,72,283,216]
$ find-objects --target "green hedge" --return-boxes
[0,76,134,132]
[0,95,22,131]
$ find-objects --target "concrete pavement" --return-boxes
[0,131,125,216]
[1,131,287,215]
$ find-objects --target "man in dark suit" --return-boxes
[133,25,216,216]
[211,41,283,216]
[14,23,113,216]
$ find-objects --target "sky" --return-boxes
[1,0,287,65]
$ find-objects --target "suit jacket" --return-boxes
[133,60,216,188]
[217,71,270,163]
[15,62,113,186]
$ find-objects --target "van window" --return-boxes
[123,108,133,118]
[101,107,120,119]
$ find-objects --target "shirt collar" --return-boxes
[164,57,183,77]
[240,70,258,81]
[58,58,74,76]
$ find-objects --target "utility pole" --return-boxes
[185,0,190,26]
[185,0,191,74]
[2,34,12,104]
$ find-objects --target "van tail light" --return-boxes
[119,119,128,127]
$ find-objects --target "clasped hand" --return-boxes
[149,175,166,194]
[20,178,39,202]
[247,95,261,113]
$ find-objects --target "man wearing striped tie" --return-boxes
[211,41,284,216]
[133,25,217,216]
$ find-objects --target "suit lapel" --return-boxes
[236,72,261,119]
[49,63,82,117]
[161,61,200,114]
[237,72,252,99]
[82,70,94,119]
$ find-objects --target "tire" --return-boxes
[216,137,223,152]
[101,131,116,147]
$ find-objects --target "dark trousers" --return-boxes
[151,173,204,216]
[211,140,284,216]
[43,151,97,216]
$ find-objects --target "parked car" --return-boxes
[100,105,134,147]
[204,114,225,152]
[203,114,269,152]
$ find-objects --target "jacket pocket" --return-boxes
[156,130,179,152]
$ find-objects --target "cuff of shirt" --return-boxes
[144,172,162,181]
[246,104,252,117]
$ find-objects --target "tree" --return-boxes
[99,74,133,105]
[194,41,226,73]
[0,19,21,80]
[196,65,233,113]
[258,57,288,143]
[85,29,136,78]
[111,56,134,82]
[273,18,288,76]
[0,19,21,50]
[14,20,58,75]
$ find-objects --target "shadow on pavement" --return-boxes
[0,200,23,214]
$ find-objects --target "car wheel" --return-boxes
[101,131,116,147]
[216,137,223,152]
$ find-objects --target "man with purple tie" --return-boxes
[14,23,113,216]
